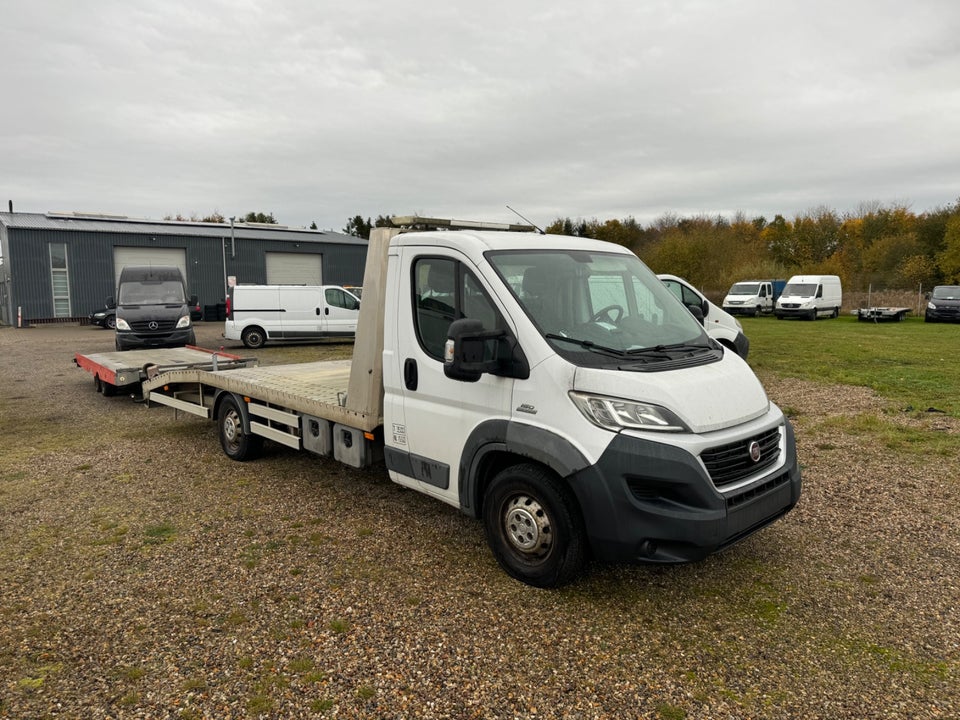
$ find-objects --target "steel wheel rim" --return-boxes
[223,409,242,450]
[502,494,553,558]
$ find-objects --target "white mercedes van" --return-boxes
[224,285,360,348]
[774,275,842,320]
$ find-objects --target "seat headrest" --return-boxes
[522,266,553,296]
[427,265,455,294]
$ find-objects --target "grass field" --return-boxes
[743,314,960,418]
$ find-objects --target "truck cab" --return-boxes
[382,231,800,586]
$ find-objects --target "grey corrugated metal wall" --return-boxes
[0,223,368,324]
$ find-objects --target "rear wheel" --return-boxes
[483,463,586,588]
[241,326,266,349]
[93,376,116,397]
[218,395,263,461]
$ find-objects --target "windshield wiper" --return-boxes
[544,333,629,358]
[627,341,712,355]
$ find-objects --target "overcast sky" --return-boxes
[1,0,958,232]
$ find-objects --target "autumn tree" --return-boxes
[937,214,960,282]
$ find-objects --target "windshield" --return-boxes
[932,286,960,300]
[782,283,816,296]
[118,280,186,305]
[487,249,710,361]
[730,283,760,295]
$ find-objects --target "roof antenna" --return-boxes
[506,205,545,234]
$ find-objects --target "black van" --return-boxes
[115,266,197,351]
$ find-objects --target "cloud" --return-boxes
[1,0,958,229]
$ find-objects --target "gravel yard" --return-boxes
[1,322,957,719]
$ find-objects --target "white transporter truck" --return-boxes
[145,227,801,587]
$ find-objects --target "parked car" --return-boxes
[925,285,960,322]
[657,274,750,358]
[88,299,117,329]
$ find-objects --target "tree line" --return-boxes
[172,202,960,294]
[543,202,960,293]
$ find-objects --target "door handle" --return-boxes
[403,358,418,391]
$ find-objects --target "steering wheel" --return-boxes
[591,304,624,324]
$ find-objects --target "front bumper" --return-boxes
[568,420,801,564]
[116,328,196,350]
[925,307,960,322]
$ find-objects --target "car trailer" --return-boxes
[74,346,256,396]
[854,307,912,322]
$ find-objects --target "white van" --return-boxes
[224,284,360,348]
[774,275,842,320]
[658,274,750,358]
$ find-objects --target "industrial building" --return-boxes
[0,211,368,326]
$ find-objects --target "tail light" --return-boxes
[225,295,232,318]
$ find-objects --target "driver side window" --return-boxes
[414,258,502,359]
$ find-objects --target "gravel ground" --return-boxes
[0,322,957,719]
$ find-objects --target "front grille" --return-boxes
[129,319,178,333]
[701,427,781,488]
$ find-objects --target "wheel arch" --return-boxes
[458,420,591,519]
[213,390,252,432]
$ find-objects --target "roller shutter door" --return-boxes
[266,252,323,285]
[113,247,187,288]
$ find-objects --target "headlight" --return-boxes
[93,312,106,319]
[176,315,192,329]
[115,318,131,331]
[928,301,936,310]
[569,392,689,432]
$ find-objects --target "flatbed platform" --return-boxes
[142,359,381,432]
[854,307,912,322]
[75,346,255,391]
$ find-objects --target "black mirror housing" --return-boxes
[444,318,529,382]
[689,305,705,325]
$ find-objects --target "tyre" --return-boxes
[483,463,586,588]
[753,306,761,317]
[241,326,266,349]
[106,315,117,330]
[831,307,839,319]
[218,395,263,461]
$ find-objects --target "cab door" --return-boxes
[321,286,361,334]
[388,248,516,506]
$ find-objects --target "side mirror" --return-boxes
[106,296,116,309]
[688,305,705,325]
[189,294,198,306]
[443,318,529,382]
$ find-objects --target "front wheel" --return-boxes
[483,463,586,588]
[218,395,263,461]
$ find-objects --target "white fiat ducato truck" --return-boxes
[144,226,801,587]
